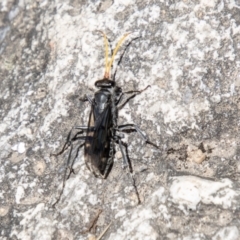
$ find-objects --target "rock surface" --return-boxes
[0,0,240,239]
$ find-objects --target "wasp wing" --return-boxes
[84,104,112,178]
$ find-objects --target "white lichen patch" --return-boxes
[10,203,56,240]
[212,226,239,240]
[110,187,170,239]
[15,185,25,204]
[11,142,26,154]
[170,176,238,212]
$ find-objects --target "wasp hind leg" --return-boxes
[51,127,87,207]
[115,136,141,204]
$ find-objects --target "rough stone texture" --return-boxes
[0,0,240,239]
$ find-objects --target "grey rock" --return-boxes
[0,0,240,239]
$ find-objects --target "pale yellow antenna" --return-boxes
[106,33,130,78]
[97,31,110,78]
[99,32,130,79]
[102,32,109,77]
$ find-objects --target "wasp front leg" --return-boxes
[116,124,159,149]
[117,85,150,109]
[79,94,94,105]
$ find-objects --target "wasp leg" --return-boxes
[116,124,159,149]
[122,85,150,95]
[112,36,141,81]
[115,138,141,204]
[51,130,84,157]
[68,127,94,174]
[80,209,103,234]
[117,85,150,108]
[79,94,93,105]
[51,125,94,157]
[52,138,86,208]
[51,126,90,207]
[59,129,88,177]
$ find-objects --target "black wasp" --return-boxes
[51,32,159,205]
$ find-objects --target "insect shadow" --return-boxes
[51,32,159,206]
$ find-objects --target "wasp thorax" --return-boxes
[94,90,110,111]
[95,79,115,88]
[95,91,109,102]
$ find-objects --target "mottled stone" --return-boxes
[0,0,240,239]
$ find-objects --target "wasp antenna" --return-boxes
[102,33,110,79]
[97,31,111,79]
[107,33,130,78]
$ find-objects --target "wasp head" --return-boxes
[95,78,115,88]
